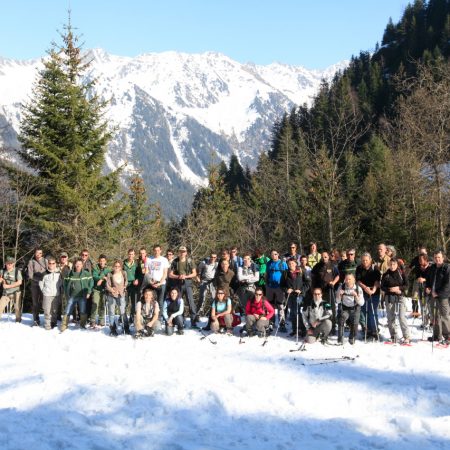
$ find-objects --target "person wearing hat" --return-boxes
[0,257,23,323]
[168,246,199,328]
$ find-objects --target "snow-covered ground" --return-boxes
[1,310,449,450]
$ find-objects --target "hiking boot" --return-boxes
[219,327,226,334]
[176,329,184,335]
[80,314,88,329]
[110,324,118,337]
[349,337,355,345]
[279,324,288,333]
[145,326,155,337]
[226,328,233,336]
[428,336,439,342]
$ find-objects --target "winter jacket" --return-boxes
[312,261,339,290]
[27,257,47,283]
[254,255,270,286]
[285,270,303,293]
[197,259,218,282]
[245,297,275,320]
[163,298,184,321]
[106,270,128,298]
[92,265,111,292]
[338,259,358,283]
[123,260,137,285]
[336,283,364,308]
[39,270,63,297]
[266,259,288,288]
[302,299,332,330]
[426,263,450,300]
[64,269,94,299]
[237,263,259,287]
[214,268,235,296]
[381,269,407,295]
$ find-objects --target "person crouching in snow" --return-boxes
[135,288,161,338]
[211,290,234,335]
[336,273,364,344]
[242,287,274,337]
[302,287,332,344]
[163,287,185,335]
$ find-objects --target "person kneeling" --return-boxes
[302,288,332,344]
[135,288,161,338]
[163,287,185,336]
[211,290,234,335]
[243,288,274,337]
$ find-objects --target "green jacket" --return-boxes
[123,259,137,285]
[64,269,94,299]
[255,255,270,286]
[92,264,111,292]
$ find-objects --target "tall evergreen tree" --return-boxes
[17,19,121,251]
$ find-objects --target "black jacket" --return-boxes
[426,263,450,299]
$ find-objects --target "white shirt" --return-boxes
[145,256,170,283]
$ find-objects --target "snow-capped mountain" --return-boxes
[0,49,347,217]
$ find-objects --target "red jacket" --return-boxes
[245,297,275,320]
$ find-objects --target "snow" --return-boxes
[1,306,449,450]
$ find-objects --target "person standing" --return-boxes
[356,252,381,340]
[90,254,111,327]
[123,249,138,323]
[307,242,321,269]
[0,257,23,323]
[311,251,339,333]
[236,253,259,313]
[169,246,199,328]
[27,248,47,326]
[142,244,170,315]
[105,260,129,336]
[265,250,288,330]
[254,249,270,293]
[61,259,94,331]
[381,258,409,344]
[196,252,219,314]
[57,252,72,319]
[426,251,450,344]
[39,256,63,330]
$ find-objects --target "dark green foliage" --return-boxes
[15,21,122,253]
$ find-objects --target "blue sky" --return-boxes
[1,0,409,68]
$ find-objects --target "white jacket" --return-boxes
[336,283,364,308]
[39,271,63,297]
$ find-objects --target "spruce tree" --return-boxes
[17,20,121,251]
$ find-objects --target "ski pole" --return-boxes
[369,296,380,342]
[364,295,368,343]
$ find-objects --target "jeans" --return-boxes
[179,281,197,321]
[361,293,380,334]
[165,315,184,335]
[107,295,126,326]
[65,296,87,316]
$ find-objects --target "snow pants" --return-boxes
[306,319,332,343]
[43,295,60,329]
[386,295,409,340]
[429,297,450,340]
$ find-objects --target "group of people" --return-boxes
[0,242,449,345]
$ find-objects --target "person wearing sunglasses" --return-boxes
[242,288,275,338]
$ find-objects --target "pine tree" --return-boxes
[17,19,121,252]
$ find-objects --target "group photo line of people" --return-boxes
[1,242,449,345]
